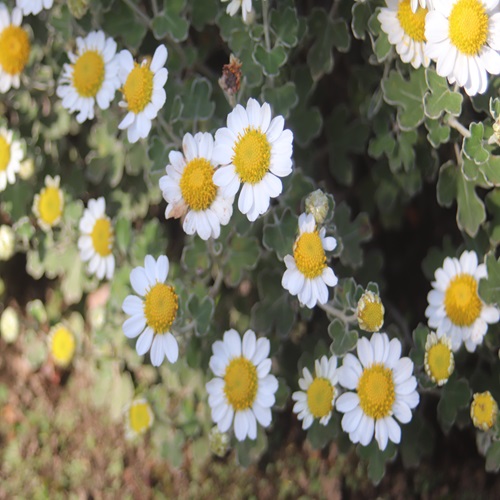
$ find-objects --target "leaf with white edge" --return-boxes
[351,0,372,40]
[424,68,463,119]
[463,122,489,165]
[181,78,215,121]
[187,295,214,336]
[102,4,146,49]
[382,68,427,131]
[486,189,500,245]
[425,118,451,148]
[480,155,500,186]
[152,11,189,42]
[479,254,500,305]
[437,377,471,433]
[271,6,299,48]
[262,208,298,261]
[328,319,358,356]
[456,172,486,237]
[253,44,287,77]
[436,161,458,208]
[409,323,430,367]
[486,441,500,473]
[223,235,261,288]
[333,202,372,269]
[368,12,392,63]
[262,82,299,118]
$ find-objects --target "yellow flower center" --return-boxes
[179,158,217,211]
[37,187,63,226]
[0,25,30,75]
[357,293,385,333]
[0,136,11,172]
[357,363,396,420]
[143,283,178,334]
[293,231,327,279]
[448,0,488,55]
[224,356,258,411]
[397,0,427,42]
[50,326,76,367]
[129,401,153,434]
[471,391,498,431]
[232,128,271,184]
[444,273,482,327]
[306,377,334,419]
[72,50,105,98]
[122,62,154,114]
[426,342,454,384]
[90,217,113,257]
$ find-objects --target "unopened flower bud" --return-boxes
[305,189,329,224]
[209,426,230,457]
[1,307,20,344]
[68,0,89,19]
[0,225,15,261]
[19,158,35,180]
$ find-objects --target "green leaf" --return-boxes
[486,441,500,473]
[480,155,500,186]
[253,44,287,77]
[180,78,216,121]
[307,9,350,80]
[409,324,430,367]
[479,254,500,305]
[148,135,173,172]
[262,82,299,118]
[187,295,214,336]
[326,105,370,186]
[357,441,397,485]
[456,172,486,237]
[436,161,458,208]
[463,122,489,165]
[307,416,339,450]
[152,11,189,42]
[271,6,300,48]
[423,68,463,119]
[382,68,427,131]
[251,269,295,338]
[181,237,210,275]
[223,235,261,287]
[333,202,372,269]
[351,1,372,40]
[368,12,392,62]
[400,413,434,468]
[288,105,322,147]
[437,377,471,433]
[191,0,218,30]
[328,319,358,356]
[425,118,451,148]
[262,208,298,261]
[102,3,147,49]
[115,217,132,254]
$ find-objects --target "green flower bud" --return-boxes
[305,189,329,224]
[68,0,89,19]
[209,426,230,457]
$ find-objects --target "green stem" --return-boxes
[122,0,150,25]
[318,302,357,324]
[447,116,471,138]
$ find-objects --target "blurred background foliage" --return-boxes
[1,0,500,496]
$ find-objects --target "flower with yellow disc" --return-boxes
[32,175,64,231]
[425,250,499,352]
[122,255,179,367]
[336,333,419,451]
[0,127,23,192]
[471,391,498,431]
[282,213,338,309]
[48,323,76,368]
[206,329,278,441]
[124,397,154,440]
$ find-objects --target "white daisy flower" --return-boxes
[124,398,155,440]
[0,4,30,93]
[16,0,53,16]
[471,391,498,431]
[32,175,64,231]
[425,0,500,96]
[336,333,420,451]
[281,213,338,309]
[378,0,430,69]
[425,250,500,352]
[48,323,76,368]
[159,132,234,240]
[410,0,433,11]
[357,291,385,333]
[213,98,293,222]
[56,31,120,123]
[221,0,253,23]
[118,44,168,143]
[78,197,115,280]
[424,331,454,386]
[206,329,278,441]
[292,355,339,430]
[122,255,179,367]
[0,127,23,192]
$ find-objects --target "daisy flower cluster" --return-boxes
[56,31,168,142]
[379,0,500,95]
